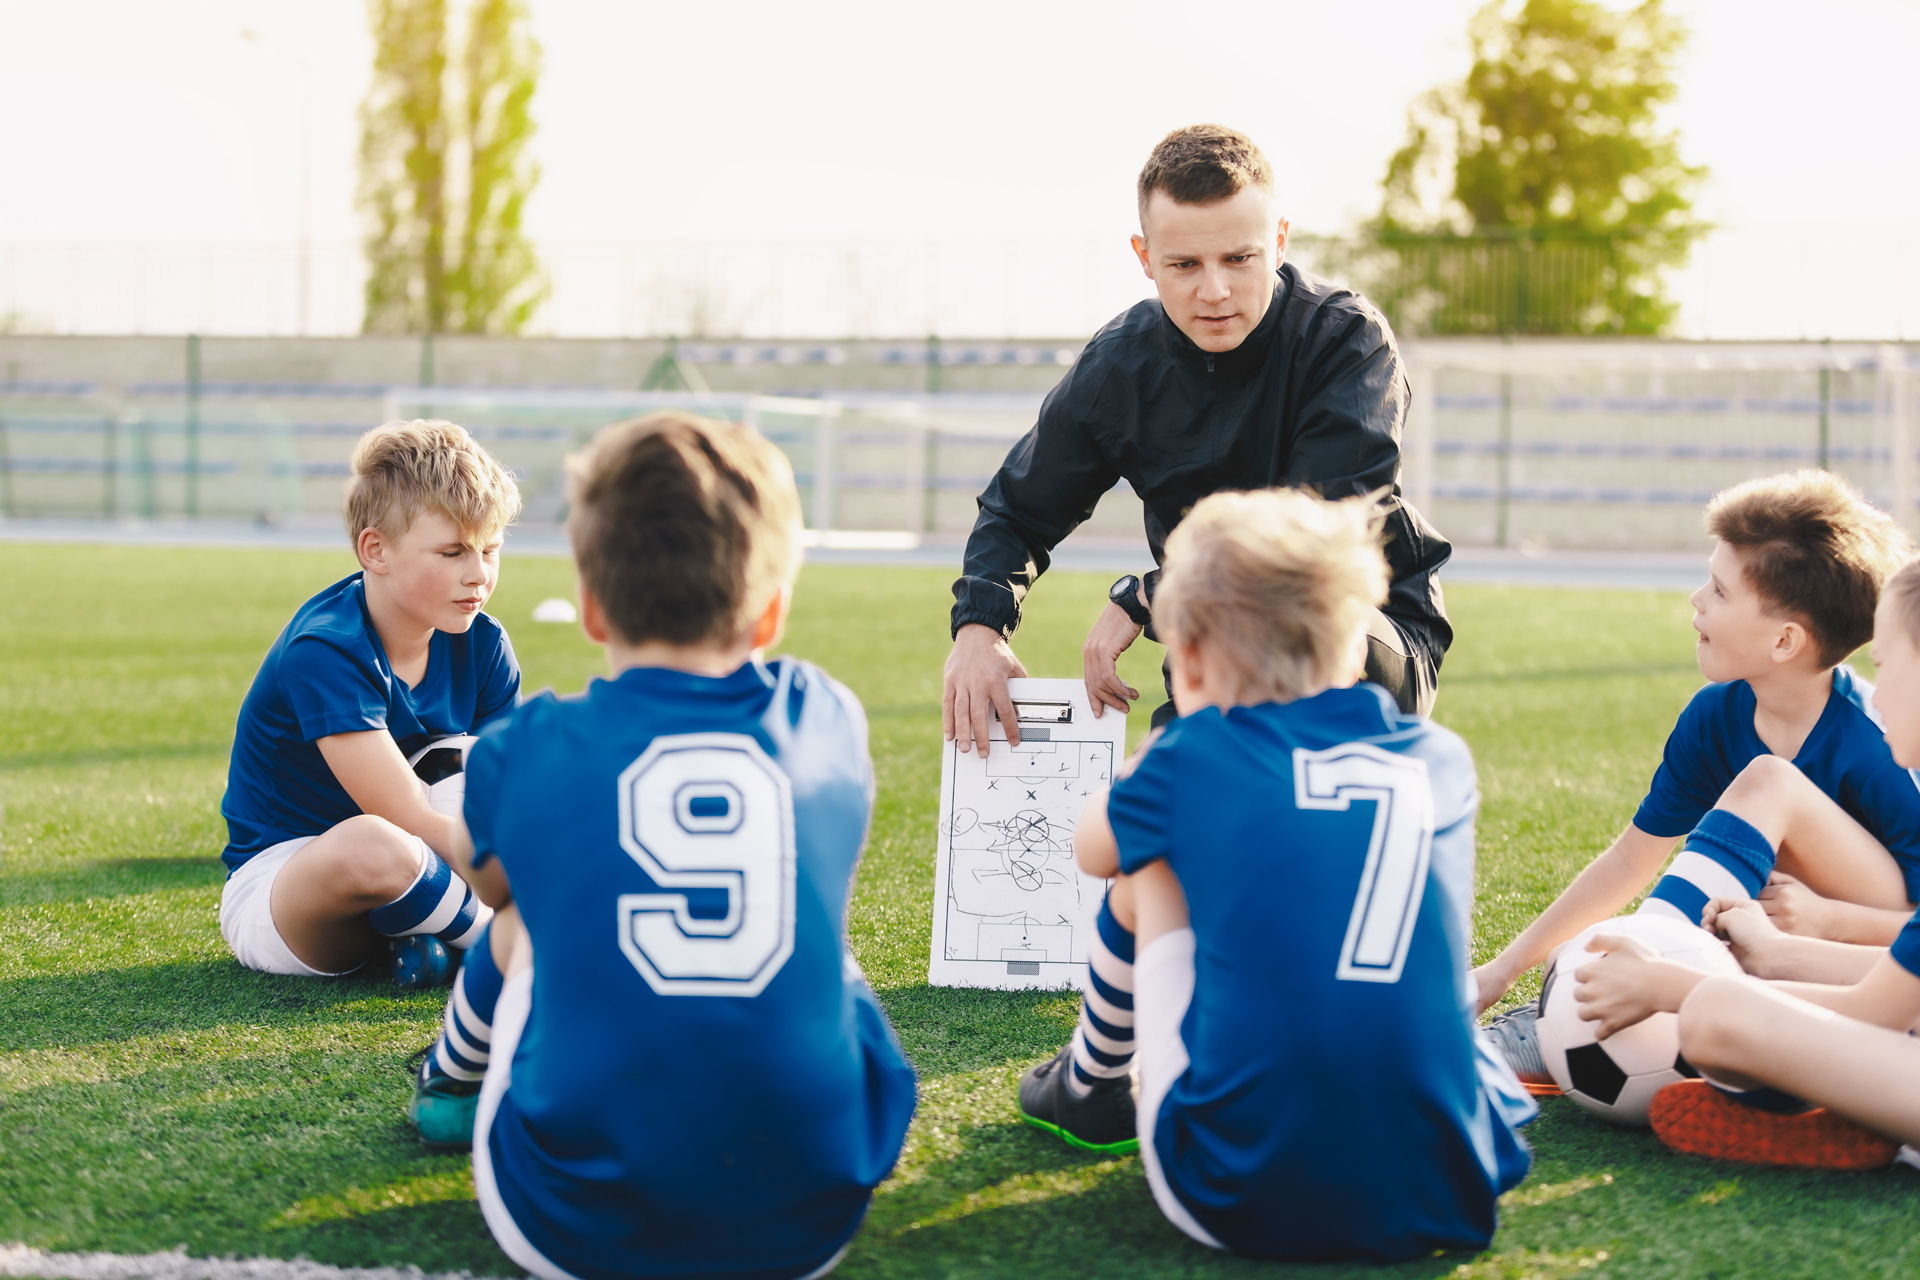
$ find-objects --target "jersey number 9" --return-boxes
[615,733,798,997]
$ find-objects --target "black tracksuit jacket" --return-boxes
[949,262,1453,680]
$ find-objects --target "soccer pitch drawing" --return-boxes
[2,544,1917,1280]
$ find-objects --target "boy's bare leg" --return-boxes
[270,814,434,973]
[491,901,529,977]
[1109,863,1190,949]
[1678,974,1920,1146]
[1719,757,1911,908]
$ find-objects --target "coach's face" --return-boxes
[1131,186,1288,354]
[1871,598,1920,769]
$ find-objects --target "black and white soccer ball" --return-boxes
[1536,913,1744,1126]
[407,735,478,817]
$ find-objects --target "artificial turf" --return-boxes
[0,543,1914,1279]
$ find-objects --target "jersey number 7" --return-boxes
[1293,744,1435,985]
[615,733,799,997]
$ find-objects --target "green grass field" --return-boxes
[1,544,1915,1280]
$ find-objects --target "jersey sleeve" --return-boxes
[463,715,514,870]
[280,635,388,742]
[1632,688,1727,838]
[1108,727,1181,875]
[1892,906,1920,978]
[1862,765,1920,904]
[473,619,522,730]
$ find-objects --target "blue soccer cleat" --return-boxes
[389,935,454,989]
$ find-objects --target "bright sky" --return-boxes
[0,0,1916,332]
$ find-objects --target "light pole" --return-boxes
[241,28,314,336]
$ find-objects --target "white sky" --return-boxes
[0,0,1916,335]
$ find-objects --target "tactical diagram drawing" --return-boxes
[929,678,1126,990]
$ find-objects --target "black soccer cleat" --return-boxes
[1017,1046,1138,1154]
[1482,1000,1560,1096]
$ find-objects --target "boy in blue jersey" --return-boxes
[218,420,520,979]
[1019,488,1535,1260]
[1476,472,1916,1084]
[1567,556,1920,1172]
[409,410,916,1280]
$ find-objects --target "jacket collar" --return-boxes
[1154,266,1290,379]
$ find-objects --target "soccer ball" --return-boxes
[408,735,478,818]
[389,934,453,988]
[1536,913,1744,1126]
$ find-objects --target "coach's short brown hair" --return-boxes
[344,419,521,545]
[1137,124,1275,228]
[1706,470,1911,666]
[566,410,801,648]
[1154,488,1387,703]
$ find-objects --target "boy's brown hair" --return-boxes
[345,419,521,544]
[1707,470,1911,666]
[566,410,801,648]
[1137,124,1274,227]
[1154,488,1387,703]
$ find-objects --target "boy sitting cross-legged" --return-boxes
[218,419,520,980]
[1566,555,1920,1172]
[1476,471,1917,1083]
[1018,488,1535,1261]
[410,410,918,1280]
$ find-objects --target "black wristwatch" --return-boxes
[1108,573,1152,627]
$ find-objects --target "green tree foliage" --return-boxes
[1373,0,1707,334]
[359,0,546,335]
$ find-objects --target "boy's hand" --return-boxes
[1757,871,1830,937]
[1572,933,1707,1040]
[1704,897,1784,972]
[1469,960,1517,1017]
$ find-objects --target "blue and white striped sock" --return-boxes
[1638,809,1776,928]
[423,924,504,1084]
[1067,896,1136,1099]
[367,845,492,951]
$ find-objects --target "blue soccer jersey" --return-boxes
[220,572,520,872]
[1634,666,1920,902]
[1893,907,1920,979]
[464,658,917,1280]
[1108,684,1535,1261]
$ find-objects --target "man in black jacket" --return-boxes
[944,124,1452,759]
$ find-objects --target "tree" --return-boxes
[359,0,546,335]
[1373,0,1707,334]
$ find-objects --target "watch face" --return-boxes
[1110,575,1134,601]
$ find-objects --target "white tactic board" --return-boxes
[929,677,1127,990]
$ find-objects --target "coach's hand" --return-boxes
[1084,603,1143,718]
[945,623,1028,759]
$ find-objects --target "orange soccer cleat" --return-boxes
[1650,1080,1899,1171]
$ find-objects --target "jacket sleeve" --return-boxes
[950,369,1121,640]
[1283,305,1454,671]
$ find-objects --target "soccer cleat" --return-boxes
[406,1046,481,1152]
[1482,1000,1562,1097]
[1017,1046,1138,1155]
[1650,1080,1898,1170]
[389,935,454,989]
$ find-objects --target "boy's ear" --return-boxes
[578,584,611,645]
[356,526,389,575]
[749,586,791,653]
[1772,618,1813,666]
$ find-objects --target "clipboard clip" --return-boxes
[993,699,1073,725]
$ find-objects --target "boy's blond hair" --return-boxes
[1883,559,1920,650]
[1154,488,1388,702]
[344,419,521,545]
[566,410,801,648]
[1706,470,1910,666]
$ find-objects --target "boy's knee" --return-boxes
[1721,755,1803,809]
[330,814,425,896]
[1676,976,1767,1074]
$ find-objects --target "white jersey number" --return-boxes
[1293,744,1435,984]
[615,733,797,997]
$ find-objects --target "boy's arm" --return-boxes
[317,730,462,858]
[1075,790,1119,879]
[1705,897,1885,984]
[1767,955,1920,1031]
[1473,822,1680,1014]
[446,814,513,910]
[1756,873,1914,946]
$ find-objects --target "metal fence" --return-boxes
[2,339,1917,552]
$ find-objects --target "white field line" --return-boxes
[0,1245,516,1280]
